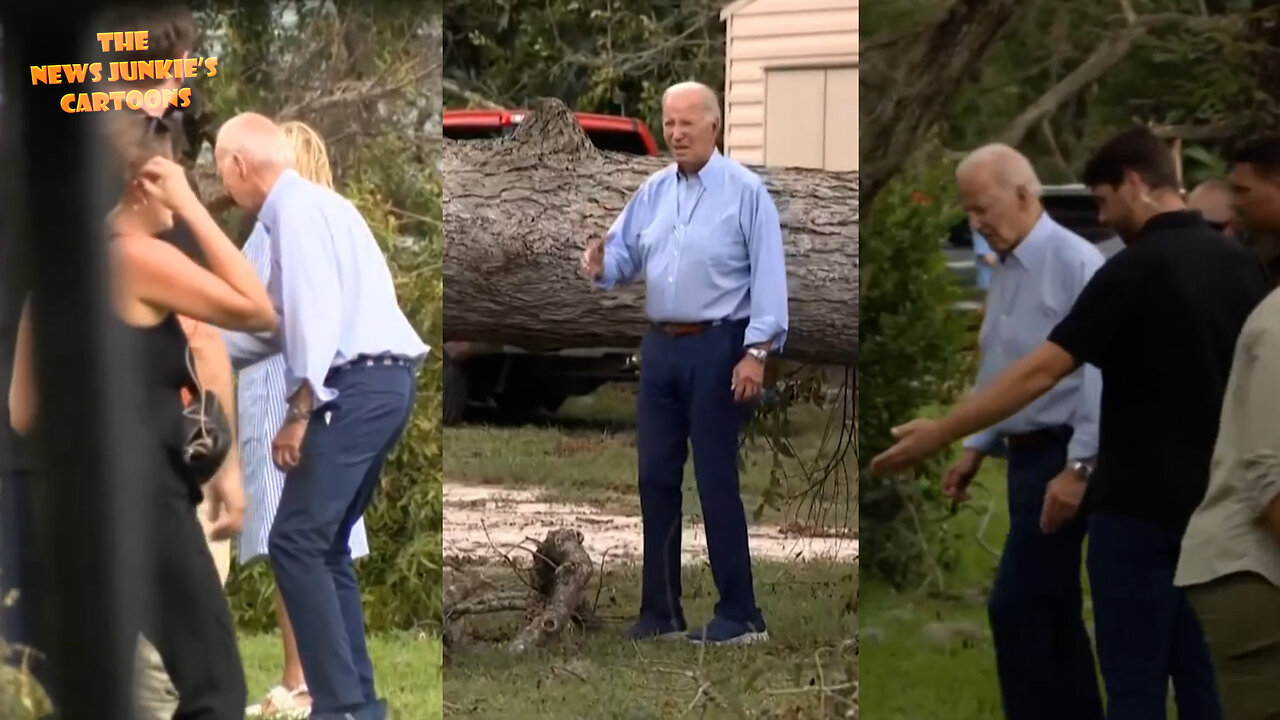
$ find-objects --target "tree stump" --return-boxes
[443,528,601,656]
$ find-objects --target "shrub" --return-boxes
[857,161,973,588]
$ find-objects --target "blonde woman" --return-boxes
[240,120,370,718]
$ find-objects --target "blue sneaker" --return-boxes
[687,616,770,645]
[626,615,687,640]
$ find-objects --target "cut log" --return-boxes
[443,97,858,365]
[443,528,601,656]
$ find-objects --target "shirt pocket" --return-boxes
[701,207,748,272]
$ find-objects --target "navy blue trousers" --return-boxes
[988,427,1103,720]
[635,320,762,627]
[1087,512,1221,719]
[269,361,415,720]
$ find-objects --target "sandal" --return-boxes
[245,684,312,718]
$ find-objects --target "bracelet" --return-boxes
[285,406,311,424]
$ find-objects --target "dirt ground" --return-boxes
[444,481,859,566]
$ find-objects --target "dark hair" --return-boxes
[1082,125,1180,191]
[1231,134,1280,176]
[103,111,175,183]
[93,4,196,66]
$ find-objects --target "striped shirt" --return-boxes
[236,227,368,562]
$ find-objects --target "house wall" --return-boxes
[722,0,858,170]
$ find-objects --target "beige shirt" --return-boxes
[1177,287,1280,589]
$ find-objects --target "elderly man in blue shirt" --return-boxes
[214,112,429,720]
[581,81,789,646]
[942,144,1106,720]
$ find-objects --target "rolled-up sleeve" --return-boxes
[221,327,281,371]
[1232,326,1280,518]
[743,184,789,350]
[1067,363,1101,461]
[1065,248,1105,461]
[272,208,343,406]
[596,182,651,290]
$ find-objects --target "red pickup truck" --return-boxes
[442,108,657,424]
[443,108,659,155]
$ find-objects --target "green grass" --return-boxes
[858,456,1010,719]
[444,561,856,719]
[858,454,1185,719]
[443,382,856,718]
[239,633,443,719]
[444,384,853,529]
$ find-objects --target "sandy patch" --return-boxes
[444,482,858,566]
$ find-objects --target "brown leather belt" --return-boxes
[1005,428,1061,449]
[652,322,708,337]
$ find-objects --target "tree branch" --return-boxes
[442,77,504,109]
[997,14,1239,148]
[861,0,1025,207]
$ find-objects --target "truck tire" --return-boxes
[443,354,468,426]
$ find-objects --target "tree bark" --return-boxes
[443,98,858,365]
[861,0,1025,207]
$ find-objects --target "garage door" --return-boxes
[763,66,857,171]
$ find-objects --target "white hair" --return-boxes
[662,81,722,128]
[216,113,293,168]
[956,143,1044,197]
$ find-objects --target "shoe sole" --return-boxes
[689,630,770,646]
[630,630,687,641]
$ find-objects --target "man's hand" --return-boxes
[1040,469,1088,534]
[580,238,604,280]
[272,418,308,471]
[942,448,985,502]
[869,418,951,476]
[731,353,765,403]
[204,469,246,541]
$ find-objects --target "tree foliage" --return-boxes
[443,0,726,144]
[858,163,972,587]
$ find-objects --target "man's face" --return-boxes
[214,144,252,209]
[1230,162,1280,233]
[1090,180,1143,242]
[957,170,1028,253]
[662,91,717,168]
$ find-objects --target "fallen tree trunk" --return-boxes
[443,97,858,365]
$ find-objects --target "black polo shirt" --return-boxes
[1048,211,1269,531]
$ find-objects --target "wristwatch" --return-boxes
[285,405,312,424]
[1068,459,1095,483]
[745,347,768,364]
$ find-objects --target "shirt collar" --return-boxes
[1007,211,1054,268]
[675,150,723,186]
[1135,210,1204,240]
[257,169,302,233]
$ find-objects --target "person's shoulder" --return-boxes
[1043,217,1104,265]
[641,163,676,189]
[718,154,767,189]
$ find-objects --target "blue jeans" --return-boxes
[635,320,762,627]
[0,468,56,701]
[988,427,1103,720]
[1087,512,1221,720]
[268,361,415,720]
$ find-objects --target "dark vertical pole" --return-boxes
[1,3,147,718]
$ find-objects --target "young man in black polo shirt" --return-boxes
[870,125,1270,719]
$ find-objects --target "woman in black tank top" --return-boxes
[8,113,276,719]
